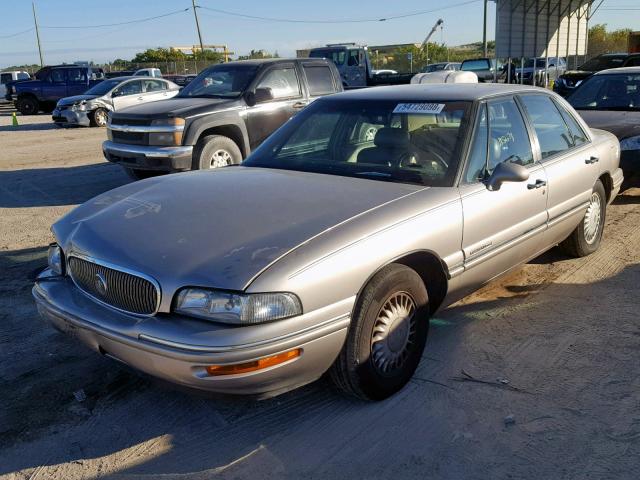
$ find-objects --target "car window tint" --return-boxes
[50,70,65,82]
[487,98,534,169]
[520,95,573,159]
[0,73,11,84]
[462,60,489,71]
[256,67,300,99]
[303,65,335,96]
[348,50,360,66]
[118,80,143,96]
[465,104,489,183]
[67,68,87,83]
[554,101,588,147]
[143,79,166,92]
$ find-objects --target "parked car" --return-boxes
[35,84,622,400]
[421,62,461,73]
[0,70,30,101]
[103,58,342,179]
[134,68,162,78]
[105,70,135,79]
[7,64,105,114]
[554,53,640,96]
[460,57,503,82]
[52,77,180,128]
[162,74,198,87]
[513,57,566,86]
[567,67,640,188]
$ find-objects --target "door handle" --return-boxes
[527,179,547,189]
[585,156,599,164]
[292,101,307,109]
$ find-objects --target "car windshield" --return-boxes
[578,56,625,71]
[177,64,258,98]
[309,49,347,66]
[244,98,471,187]
[84,79,122,96]
[568,73,640,110]
[524,59,547,68]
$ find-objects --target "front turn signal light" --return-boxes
[205,348,301,376]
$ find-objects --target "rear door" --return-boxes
[112,80,145,111]
[246,64,304,149]
[459,97,549,284]
[301,62,339,102]
[140,79,169,103]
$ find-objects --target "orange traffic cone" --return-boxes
[12,112,19,127]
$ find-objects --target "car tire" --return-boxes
[330,264,430,401]
[560,179,606,257]
[123,167,160,181]
[193,135,242,170]
[90,108,108,127]
[16,96,39,115]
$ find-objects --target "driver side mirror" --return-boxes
[245,87,274,107]
[112,89,123,98]
[485,161,529,191]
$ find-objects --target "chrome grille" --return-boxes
[68,256,159,315]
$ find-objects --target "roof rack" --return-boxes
[325,43,358,47]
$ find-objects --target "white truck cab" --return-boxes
[1,71,30,101]
[134,68,163,78]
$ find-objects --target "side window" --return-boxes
[50,69,66,83]
[143,79,166,92]
[348,50,360,67]
[303,65,335,96]
[554,101,589,147]
[67,68,87,83]
[520,95,574,159]
[256,67,301,99]
[465,104,489,183]
[116,80,143,96]
[487,98,534,169]
[18,72,30,80]
[0,73,11,84]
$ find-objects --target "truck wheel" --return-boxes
[90,108,108,127]
[193,135,242,170]
[560,180,606,257]
[123,167,159,181]
[17,97,39,115]
[330,264,430,401]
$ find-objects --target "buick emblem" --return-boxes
[94,272,108,296]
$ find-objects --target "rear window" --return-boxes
[461,60,490,72]
[303,65,336,96]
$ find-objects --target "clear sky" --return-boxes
[0,0,636,68]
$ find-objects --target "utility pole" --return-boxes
[191,0,205,61]
[32,1,44,67]
[482,0,488,57]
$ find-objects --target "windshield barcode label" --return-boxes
[393,103,445,115]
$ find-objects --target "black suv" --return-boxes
[103,58,342,179]
[553,53,640,96]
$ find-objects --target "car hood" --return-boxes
[58,94,99,106]
[54,167,423,294]
[114,96,241,118]
[577,109,640,140]
[561,70,594,79]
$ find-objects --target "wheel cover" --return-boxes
[95,109,107,126]
[584,191,602,244]
[209,149,232,169]
[371,291,417,375]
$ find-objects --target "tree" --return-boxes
[588,24,631,56]
[237,49,280,60]
[129,47,223,64]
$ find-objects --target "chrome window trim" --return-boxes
[67,252,162,317]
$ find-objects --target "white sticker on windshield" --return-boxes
[393,103,445,115]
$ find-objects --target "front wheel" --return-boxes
[16,97,39,115]
[330,264,430,401]
[90,108,108,127]
[560,180,606,257]
[193,135,242,170]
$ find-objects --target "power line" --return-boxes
[0,27,35,39]
[40,8,189,29]
[197,0,482,24]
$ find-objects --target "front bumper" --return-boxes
[33,271,349,396]
[102,140,193,172]
[52,107,91,127]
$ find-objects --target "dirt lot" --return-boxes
[1,113,639,479]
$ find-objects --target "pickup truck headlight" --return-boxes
[174,288,302,325]
[47,243,65,276]
[620,135,640,152]
[149,117,185,146]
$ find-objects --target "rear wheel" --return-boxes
[90,108,108,127]
[330,264,430,401]
[193,135,242,170]
[560,180,606,257]
[16,96,39,115]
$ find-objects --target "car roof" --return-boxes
[594,66,640,76]
[329,83,547,102]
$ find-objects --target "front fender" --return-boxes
[183,109,249,156]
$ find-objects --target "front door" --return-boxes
[66,67,89,96]
[111,80,144,111]
[246,64,305,150]
[41,69,67,102]
[459,97,549,287]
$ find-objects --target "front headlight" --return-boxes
[47,243,65,276]
[174,288,302,325]
[149,117,185,146]
[620,135,640,152]
[72,102,86,112]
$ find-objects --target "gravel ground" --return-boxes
[1,114,639,479]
